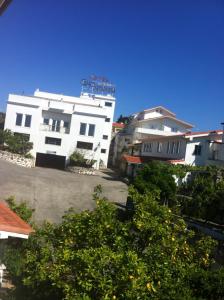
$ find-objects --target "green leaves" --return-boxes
[3,188,223,300]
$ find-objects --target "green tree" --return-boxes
[3,188,223,300]
[178,166,224,223]
[133,161,177,206]
[0,129,33,155]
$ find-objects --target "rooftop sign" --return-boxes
[81,75,115,97]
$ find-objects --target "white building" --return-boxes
[121,130,224,176]
[4,89,115,169]
[113,106,193,166]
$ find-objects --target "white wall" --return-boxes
[4,91,115,169]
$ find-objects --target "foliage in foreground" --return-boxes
[5,196,34,224]
[0,129,33,155]
[133,161,224,224]
[3,188,224,300]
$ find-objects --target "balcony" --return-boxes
[135,127,180,136]
[40,124,70,134]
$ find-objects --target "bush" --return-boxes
[5,196,34,223]
[69,150,95,168]
[133,160,177,207]
[0,129,33,155]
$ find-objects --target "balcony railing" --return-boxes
[40,124,70,134]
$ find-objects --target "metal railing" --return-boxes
[40,124,70,134]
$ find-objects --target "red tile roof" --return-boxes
[185,130,223,136]
[122,155,169,164]
[0,202,33,236]
[112,122,125,128]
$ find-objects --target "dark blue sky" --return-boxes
[0,0,223,130]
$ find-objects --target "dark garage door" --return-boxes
[35,153,66,170]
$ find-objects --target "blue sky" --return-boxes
[0,0,223,130]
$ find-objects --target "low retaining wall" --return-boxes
[0,151,35,168]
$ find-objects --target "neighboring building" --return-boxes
[4,88,116,169]
[0,201,33,286]
[113,106,193,167]
[0,202,33,239]
[112,122,124,136]
[121,130,224,176]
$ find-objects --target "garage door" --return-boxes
[35,153,66,170]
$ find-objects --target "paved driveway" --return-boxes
[0,159,128,223]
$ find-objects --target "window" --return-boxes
[14,132,30,141]
[105,102,112,107]
[144,143,152,152]
[176,141,181,154]
[167,142,171,154]
[45,137,61,146]
[79,123,87,135]
[25,115,32,127]
[171,142,176,154]
[77,141,93,150]
[43,118,49,125]
[194,145,202,156]
[64,121,69,128]
[16,113,23,126]
[105,118,110,122]
[157,142,162,153]
[171,127,178,133]
[52,120,60,132]
[101,149,106,153]
[88,124,95,137]
[103,135,108,140]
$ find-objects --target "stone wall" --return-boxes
[0,151,35,168]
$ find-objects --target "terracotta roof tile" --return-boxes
[0,202,33,235]
[112,122,125,128]
[122,155,170,164]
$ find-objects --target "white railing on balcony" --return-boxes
[135,127,180,136]
[40,124,70,134]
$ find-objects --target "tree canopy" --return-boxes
[3,187,224,300]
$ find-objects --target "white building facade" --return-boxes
[121,130,224,176]
[4,89,115,169]
[113,106,193,166]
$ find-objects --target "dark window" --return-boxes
[194,145,202,156]
[45,137,61,146]
[52,120,60,132]
[16,113,23,126]
[64,121,69,128]
[157,142,162,153]
[77,141,93,150]
[176,141,181,154]
[103,135,108,140]
[25,115,32,127]
[171,142,176,154]
[101,149,106,153]
[105,102,112,107]
[105,118,110,122]
[43,118,49,125]
[88,124,95,137]
[167,142,170,154]
[79,123,87,135]
[14,132,30,141]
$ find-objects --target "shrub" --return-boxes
[69,150,95,168]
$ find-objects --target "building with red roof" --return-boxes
[0,202,33,239]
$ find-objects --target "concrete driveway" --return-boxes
[0,159,128,223]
